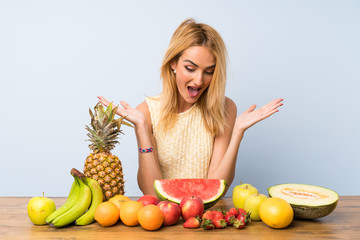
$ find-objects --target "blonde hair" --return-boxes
[159,18,228,136]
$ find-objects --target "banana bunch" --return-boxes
[46,168,103,227]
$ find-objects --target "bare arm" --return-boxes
[207,98,237,189]
[135,101,162,196]
[98,96,162,196]
[208,98,283,194]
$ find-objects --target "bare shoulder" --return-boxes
[136,100,149,114]
[225,97,237,116]
[136,100,153,129]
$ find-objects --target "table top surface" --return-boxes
[1,196,359,240]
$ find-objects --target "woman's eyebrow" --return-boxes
[183,59,215,68]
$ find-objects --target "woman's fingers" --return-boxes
[235,98,283,131]
[263,98,282,108]
[247,104,257,113]
[260,98,283,113]
[269,98,284,109]
[97,96,127,117]
[258,108,279,122]
[258,98,283,119]
[97,96,110,107]
[120,101,131,109]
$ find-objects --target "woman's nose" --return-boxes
[193,71,204,86]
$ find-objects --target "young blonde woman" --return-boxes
[99,19,283,195]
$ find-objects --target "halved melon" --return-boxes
[268,183,338,219]
[154,179,226,209]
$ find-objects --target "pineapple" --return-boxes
[84,102,132,200]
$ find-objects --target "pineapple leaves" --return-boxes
[115,116,133,129]
[95,102,105,120]
[89,108,95,121]
[108,104,118,123]
[85,101,132,153]
[121,120,133,128]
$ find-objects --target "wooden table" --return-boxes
[1,196,359,239]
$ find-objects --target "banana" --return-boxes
[46,175,80,224]
[75,178,104,226]
[52,175,92,227]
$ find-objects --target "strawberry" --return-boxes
[237,213,251,226]
[237,208,247,216]
[236,208,251,225]
[237,210,251,225]
[202,210,214,220]
[224,214,236,226]
[213,218,227,229]
[183,217,201,229]
[228,207,239,217]
[211,210,224,220]
[233,218,246,229]
[218,209,227,215]
[201,218,215,230]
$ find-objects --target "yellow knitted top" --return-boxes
[146,96,214,179]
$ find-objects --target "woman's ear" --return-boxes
[170,60,177,71]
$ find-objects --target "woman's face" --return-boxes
[171,46,216,112]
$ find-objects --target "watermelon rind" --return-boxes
[153,179,226,209]
[268,183,339,219]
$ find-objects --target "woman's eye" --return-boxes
[185,66,213,75]
[185,66,195,72]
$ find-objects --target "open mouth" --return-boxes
[187,86,201,97]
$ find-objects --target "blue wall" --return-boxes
[1,0,359,197]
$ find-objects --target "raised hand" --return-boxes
[97,96,146,126]
[234,98,283,132]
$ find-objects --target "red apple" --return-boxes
[137,195,160,206]
[180,196,204,221]
[157,201,181,226]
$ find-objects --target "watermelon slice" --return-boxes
[153,179,226,209]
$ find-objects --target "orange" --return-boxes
[109,195,131,213]
[138,205,164,231]
[110,194,131,202]
[119,200,143,226]
[94,202,119,227]
[259,197,294,229]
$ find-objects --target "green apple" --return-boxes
[244,193,268,221]
[27,193,56,225]
[232,183,258,209]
